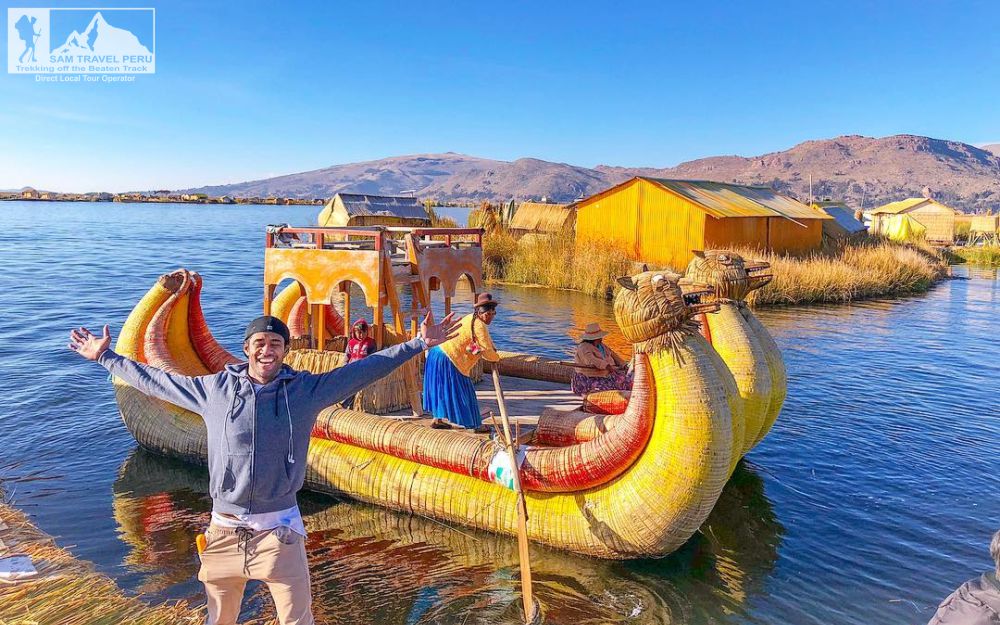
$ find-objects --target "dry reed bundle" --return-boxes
[484,351,574,383]
[283,349,417,415]
[187,273,240,371]
[686,251,787,450]
[0,503,202,625]
[582,390,631,415]
[144,271,210,376]
[534,407,615,446]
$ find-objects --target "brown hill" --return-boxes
[596,135,1000,212]
[184,153,621,204]
[184,135,1000,211]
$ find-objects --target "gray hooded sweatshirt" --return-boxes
[98,337,426,515]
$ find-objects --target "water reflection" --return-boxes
[113,450,783,624]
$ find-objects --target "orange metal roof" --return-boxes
[643,178,831,220]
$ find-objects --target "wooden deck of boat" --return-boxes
[387,374,580,436]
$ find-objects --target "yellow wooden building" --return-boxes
[574,177,830,270]
[869,198,957,244]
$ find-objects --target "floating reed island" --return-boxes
[480,229,948,305]
[470,177,949,305]
[108,224,790,559]
[0,499,202,625]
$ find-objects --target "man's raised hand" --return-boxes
[68,325,111,361]
[419,311,460,348]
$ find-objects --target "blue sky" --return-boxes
[2,0,999,192]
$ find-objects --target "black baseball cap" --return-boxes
[244,315,290,344]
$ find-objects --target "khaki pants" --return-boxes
[197,524,313,625]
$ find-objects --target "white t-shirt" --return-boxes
[211,504,307,537]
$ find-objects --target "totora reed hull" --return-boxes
[112,269,735,559]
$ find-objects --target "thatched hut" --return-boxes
[508,201,576,239]
[870,198,957,244]
[319,193,431,228]
[811,201,867,238]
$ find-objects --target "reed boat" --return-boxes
[534,251,786,473]
[112,269,741,558]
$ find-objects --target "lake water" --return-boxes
[1,202,997,625]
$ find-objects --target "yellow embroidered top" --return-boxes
[438,313,499,376]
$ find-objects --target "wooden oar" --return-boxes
[491,369,538,624]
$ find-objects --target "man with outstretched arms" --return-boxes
[68,312,458,625]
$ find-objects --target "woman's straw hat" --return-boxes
[579,322,609,341]
[474,293,498,308]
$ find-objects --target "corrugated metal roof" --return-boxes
[813,202,867,234]
[643,178,830,220]
[509,201,575,232]
[333,193,430,220]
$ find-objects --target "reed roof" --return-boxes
[510,201,576,232]
[321,193,430,224]
[871,197,958,215]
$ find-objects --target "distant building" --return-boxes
[811,201,867,238]
[575,177,830,270]
[508,200,576,239]
[318,193,431,228]
[21,187,39,199]
[869,197,957,244]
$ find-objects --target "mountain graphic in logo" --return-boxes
[51,11,151,57]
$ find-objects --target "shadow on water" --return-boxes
[112,449,783,624]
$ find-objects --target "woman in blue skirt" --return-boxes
[423,293,499,429]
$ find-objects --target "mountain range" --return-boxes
[52,12,152,57]
[183,134,1000,211]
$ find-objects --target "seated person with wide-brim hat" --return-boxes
[571,322,632,396]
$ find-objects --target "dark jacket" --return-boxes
[929,573,1000,625]
[99,337,425,515]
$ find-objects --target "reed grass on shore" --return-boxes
[947,245,1000,268]
[483,229,634,298]
[743,239,948,306]
[0,501,207,625]
[482,231,947,306]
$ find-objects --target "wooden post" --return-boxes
[342,287,351,337]
[382,252,423,416]
[263,284,276,315]
[316,303,326,351]
[410,289,419,339]
[375,238,384,349]
[444,296,452,317]
[491,369,537,624]
[311,304,321,350]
